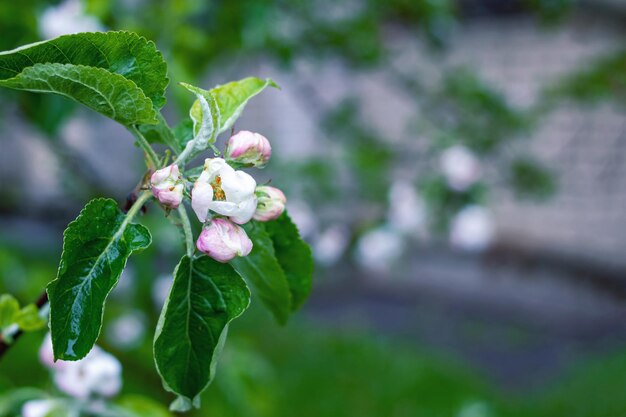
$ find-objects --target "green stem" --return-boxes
[177,205,195,257]
[130,126,161,169]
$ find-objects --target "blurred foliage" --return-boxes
[509,157,556,200]
[0,0,617,245]
[434,69,530,153]
[549,49,626,105]
[421,176,489,232]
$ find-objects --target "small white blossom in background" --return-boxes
[21,399,58,417]
[39,0,105,39]
[40,333,122,399]
[440,145,482,192]
[456,401,494,417]
[387,180,426,236]
[313,225,350,266]
[449,205,495,252]
[106,311,146,350]
[286,200,318,239]
[152,274,173,309]
[355,226,404,273]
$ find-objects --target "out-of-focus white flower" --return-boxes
[106,311,146,350]
[192,158,257,224]
[152,274,172,309]
[450,205,495,252]
[150,164,184,209]
[40,333,122,399]
[440,145,482,191]
[53,347,122,399]
[39,333,67,372]
[286,200,317,239]
[196,218,253,263]
[22,399,57,417]
[313,225,350,266]
[225,131,272,168]
[355,227,404,272]
[456,401,493,417]
[387,180,426,235]
[39,0,105,39]
[253,186,286,222]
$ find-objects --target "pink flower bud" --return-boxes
[253,186,286,222]
[225,131,272,168]
[196,218,253,263]
[150,164,184,209]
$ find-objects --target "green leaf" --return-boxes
[182,82,220,140]
[264,212,314,311]
[138,113,181,152]
[0,63,157,126]
[14,304,46,331]
[47,198,151,361]
[0,31,168,108]
[172,118,194,150]
[116,394,173,417]
[154,255,250,411]
[189,77,278,136]
[0,294,19,329]
[231,221,292,324]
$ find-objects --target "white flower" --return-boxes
[53,347,122,399]
[21,400,58,417]
[387,180,426,235]
[39,0,105,40]
[152,274,172,309]
[106,311,146,350]
[355,227,404,272]
[196,218,253,263]
[192,158,257,224]
[450,205,495,251]
[40,333,122,399]
[440,145,482,191]
[286,200,317,239]
[313,225,350,266]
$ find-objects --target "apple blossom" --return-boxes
[39,333,122,399]
[39,0,104,40]
[253,186,287,221]
[387,180,426,235]
[150,164,184,209]
[440,145,482,192]
[313,225,350,266]
[449,205,495,251]
[355,226,404,272]
[225,130,272,168]
[192,158,257,224]
[196,218,253,263]
[22,400,58,417]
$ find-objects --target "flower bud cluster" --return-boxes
[150,131,286,263]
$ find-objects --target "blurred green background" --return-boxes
[1,0,626,416]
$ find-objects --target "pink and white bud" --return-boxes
[225,131,272,168]
[196,218,253,263]
[253,186,286,221]
[150,164,184,209]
